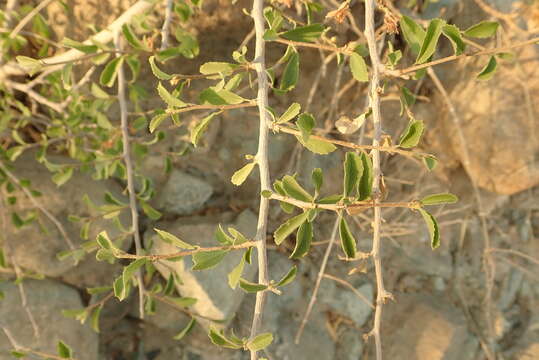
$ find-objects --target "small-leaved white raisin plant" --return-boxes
[1,0,537,359]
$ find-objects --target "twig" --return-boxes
[166,101,257,114]
[274,38,351,54]
[270,123,431,159]
[0,0,154,81]
[160,0,174,50]
[249,0,272,359]
[269,192,417,212]
[364,2,393,360]
[295,216,339,344]
[151,293,224,322]
[0,161,75,250]
[2,327,76,360]
[487,248,539,267]
[427,67,495,359]
[6,81,64,113]
[8,0,56,40]
[114,31,145,320]
[114,241,257,260]
[391,37,539,77]
[322,273,375,309]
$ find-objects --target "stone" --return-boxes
[518,343,539,360]
[0,279,98,360]
[0,152,129,278]
[325,283,373,327]
[155,170,213,216]
[144,210,258,324]
[381,294,479,360]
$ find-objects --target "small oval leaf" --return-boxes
[339,216,357,258]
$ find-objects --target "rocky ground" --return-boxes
[1,0,538,359]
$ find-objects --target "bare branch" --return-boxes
[8,0,56,40]
[160,0,174,50]
[249,0,272,358]
[114,31,145,320]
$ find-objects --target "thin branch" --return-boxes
[8,0,56,40]
[427,67,495,359]
[268,193,417,213]
[160,0,174,50]
[0,0,154,81]
[391,37,539,77]
[270,123,432,159]
[114,31,145,320]
[273,38,351,54]
[2,327,76,360]
[166,101,257,114]
[295,217,339,344]
[114,241,257,261]
[151,293,225,322]
[249,0,272,359]
[365,2,392,360]
[6,80,64,113]
[322,273,375,310]
[0,161,75,250]
[487,248,539,267]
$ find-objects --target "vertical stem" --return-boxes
[160,0,173,50]
[249,0,271,359]
[364,2,387,360]
[114,31,145,319]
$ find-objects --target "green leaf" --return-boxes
[199,62,238,76]
[174,318,196,340]
[276,265,297,287]
[339,216,357,259]
[416,19,445,64]
[442,24,466,55]
[149,113,169,133]
[290,221,312,258]
[191,111,220,146]
[122,24,150,51]
[158,82,187,108]
[419,209,440,249]
[246,333,273,352]
[155,228,194,249]
[199,88,246,105]
[149,56,173,80]
[231,162,256,186]
[140,200,162,220]
[61,37,97,53]
[86,286,112,295]
[311,168,323,197]
[122,258,147,299]
[277,102,301,123]
[167,296,197,307]
[10,350,26,358]
[274,212,310,245]
[100,56,124,87]
[398,118,424,148]
[282,175,313,202]
[52,167,74,187]
[281,24,324,43]
[279,51,299,92]
[420,193,458,206]
[343,152,363,198]
[399,15,425,55]
[358,152,373,201]
[296,113,314,142]
[464,21,499,38]
[208,327,243,349]
[16,56,43,76]
[239,278,268,292]
[96,231,114,250]
[296,136,336,154]
[423,155,438,171]
[57,341,72,358]
[0,248,6,268]
[192,250,228,270]
[90,305,103,333]
[477,56,497,81]
[91,83,109,99]
[228,257,245,289]
[349,53,368,82]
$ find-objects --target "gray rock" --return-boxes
[156,170,213,215]
[325,283,373,327]
[0,279,98,360]
[335,327,364,360]
[1,152,129,277]
[144,210,257,324]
